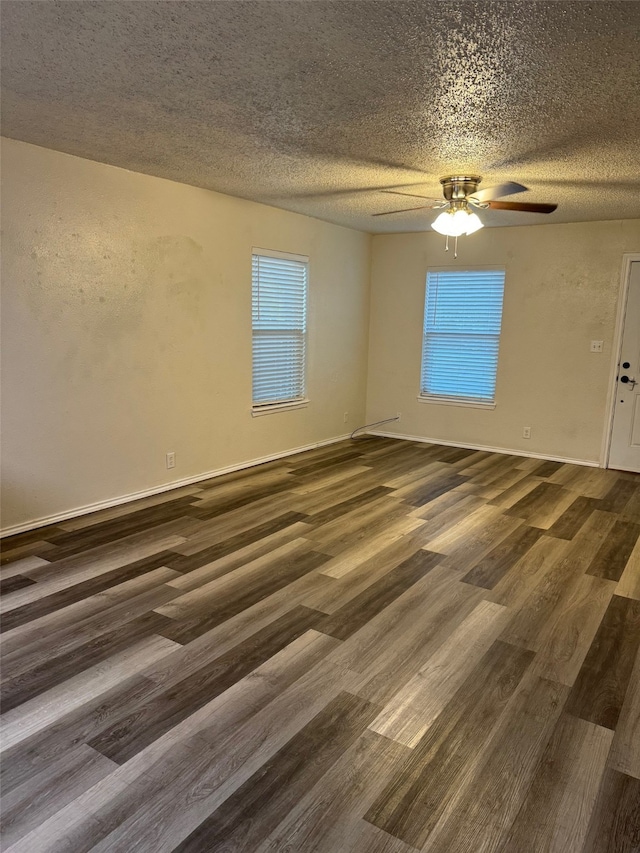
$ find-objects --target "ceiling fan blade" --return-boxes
[471,181,529,202]
[372,204,435,216]
[381,190,441,201]
[486,200,558,213]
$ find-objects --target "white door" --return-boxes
[609,261,640,472]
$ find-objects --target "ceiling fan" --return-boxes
[374,175,558,252]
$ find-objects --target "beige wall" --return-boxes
[366,220,640,463]
[4,137,639,532]
[1,139,371,531]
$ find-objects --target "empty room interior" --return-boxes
[1,1,640,851]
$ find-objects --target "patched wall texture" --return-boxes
[1,139,371,530]
[367,219,640,462]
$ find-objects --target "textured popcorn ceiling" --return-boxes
[2,1,640,233]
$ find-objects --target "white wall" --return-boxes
[366,220,640,463]
[1,139,371,531]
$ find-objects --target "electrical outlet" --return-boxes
[343,412,349,423]
[166,452,176,469]
[522,427,531,439]
[590,340,604,353]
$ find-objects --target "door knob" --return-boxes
[620,375,637,388]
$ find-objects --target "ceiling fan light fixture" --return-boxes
[431,208,484,237]
[464,211,484,234]
[432,209,464,236]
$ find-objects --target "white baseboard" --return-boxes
[367,430,600,468]
[1,433,352,538]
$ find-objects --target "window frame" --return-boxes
[251,247,309,416]
[418,266,506,410]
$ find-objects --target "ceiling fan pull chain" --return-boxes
[454,235,458,259]
[445,235,449,252]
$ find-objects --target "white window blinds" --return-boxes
[252,251,308,407]
[421,269,505,403]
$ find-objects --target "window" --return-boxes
[252,249,308,410]
[420,269,505,405]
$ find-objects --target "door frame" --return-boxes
[601,252,640,468]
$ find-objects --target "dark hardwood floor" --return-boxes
[1,437,639,852]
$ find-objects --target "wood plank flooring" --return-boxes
[1,437,639,852]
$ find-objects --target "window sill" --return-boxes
[417,395,496,410]
[252,399,309,417]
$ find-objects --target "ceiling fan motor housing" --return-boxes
[440,176,481,202]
